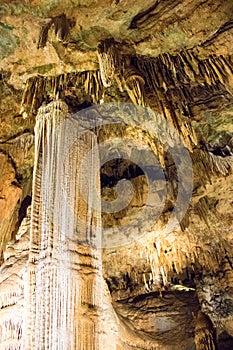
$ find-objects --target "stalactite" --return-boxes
[191,149,232,190]
[123,64,146,106]
[0,311,23,350]
[134,49,233,152]
[141,222,229,291]
[208,152,232,175]
[37,13,75,49]
[0,290,22,309]
[20,71,104,117]
[83,70,103,104]
[97,38,121,88]
[194,197,210,226]
[134,54,198,150]
[23,100,103,349]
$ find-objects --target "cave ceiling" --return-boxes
[0,0,233,349]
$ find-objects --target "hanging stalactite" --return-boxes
[20,71,104,117]
[191,148,233,189]
[141,224,228,293]
[134,51,233,151]
[134,54,197,151]
[37,13,75,49]
[123,60,146,107]
[97,38,121,88]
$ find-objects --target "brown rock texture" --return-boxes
[0,0,233,349]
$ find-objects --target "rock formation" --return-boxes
[0,0,233,349]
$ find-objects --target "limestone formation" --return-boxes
[0,0,233,349]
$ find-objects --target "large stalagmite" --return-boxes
[24,100,103,349]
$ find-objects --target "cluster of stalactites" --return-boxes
[0,320,22,350]
[191,148,233,191]
[122,64,146,107]
[97,39,199,151]
[0,204,31,349]
[97,38,146,106]
[20,70,103,117]
[134,51,233,150]
[142,229,227,289]
[37,13,75,49]
[0,296,23,350]
[135,51,233,100]
[97,38,121,88]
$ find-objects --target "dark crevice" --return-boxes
[0,148,18,177]
[18,195,32,227]
[0,129,33,144]
[101,159,165,188]
[64,96,92,113]
[128,0,182,30]
[0,148,24,188]
[225,254,233,270]
[128,0,160,29]
[201,20,233,47]
[208,145,233,157]
[218,331,233,350]
[130,291,160,303]
[101,160,144,188]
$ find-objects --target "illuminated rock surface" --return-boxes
[0,1,233,349]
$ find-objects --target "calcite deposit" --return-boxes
[0,0,232,349]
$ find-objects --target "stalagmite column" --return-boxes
[23,100,103,350]
[194,311,217,350]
